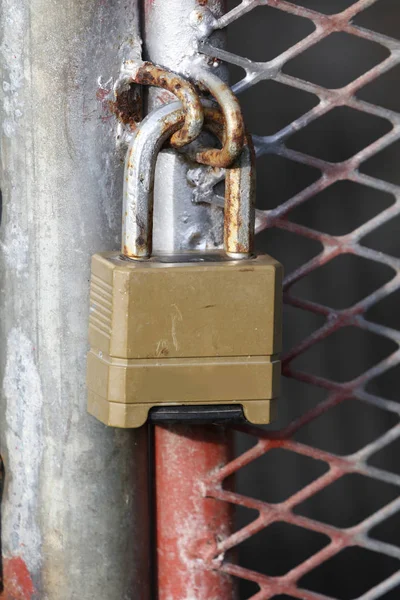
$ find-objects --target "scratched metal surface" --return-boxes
[0,0,151,598]
[196,1,400,598]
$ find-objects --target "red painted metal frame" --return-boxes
[155,426,235,599]
[156,1,400,599]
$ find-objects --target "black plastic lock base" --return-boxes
[148,404,245,425]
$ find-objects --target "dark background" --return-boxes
[224,1,400,598]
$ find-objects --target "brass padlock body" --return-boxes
[87,250,282,428]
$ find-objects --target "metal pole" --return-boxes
[143,1,236,598]
[144,0,227,254]
[0,1,150,598]
[155,426,234,599]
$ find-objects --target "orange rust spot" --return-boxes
[96,87,109,102]
[110,84,142,128]
[2,556,35,600]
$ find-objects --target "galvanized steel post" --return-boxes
[144,0,227,255]
[143,1,236,598]
[0,1,150,598]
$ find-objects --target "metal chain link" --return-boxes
[115,60,245,168]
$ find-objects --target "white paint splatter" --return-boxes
[2,327,43,571]
[156,339,169,357]
[1,218,29,274]
[0,0,25,137]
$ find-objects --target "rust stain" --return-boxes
[96,87,109,103]
[197,92,244,168]
[109,83,142,129]
[96,84,115,123]
[202,107,252,254]
[155,90,175,105]
[1,557,35,600]
[134,62,203,148]
[123,244,132,258]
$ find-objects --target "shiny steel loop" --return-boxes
[122,102,254,260]
[116,61,204,148]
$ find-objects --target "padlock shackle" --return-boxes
[190,68,245,169]
[115,61,204,149]
[122,102,255,260]
[201,107,256,257]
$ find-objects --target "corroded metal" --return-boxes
[224,130,255,256]
[0,1,150,598]
[116,60,245,169]
[122,103,254,259]
[144,0,228,259]
[192,68,245,168]
[122,103,186,259]
[202,107,255,256]
[155,425,235,600]
[116,60,204,147]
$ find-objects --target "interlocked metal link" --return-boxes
[116,61,204,147]
[183,1,400,599]
[123,102,254,259]
[116,60,245,167]
[192,68,246,168]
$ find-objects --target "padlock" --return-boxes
[87,101,282,428]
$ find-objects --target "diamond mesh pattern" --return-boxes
[198,1,400,598]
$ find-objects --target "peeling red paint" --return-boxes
[95,87,109,103]
[154,89,176,106]
[144,0,155,15]
[155,425,235,599]
[1,557,35,600]
[96,83,115,124]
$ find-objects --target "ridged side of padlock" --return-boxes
[89,273,113,342]
[88,254,130,358]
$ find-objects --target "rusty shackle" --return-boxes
[122,101,255,260]
[115,61,245,168]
